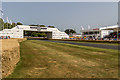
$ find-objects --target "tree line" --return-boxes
[0,18,23,30]
[24,31,47,37]
[64,29,76,35]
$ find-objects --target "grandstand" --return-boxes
[80,25,120,40]
[100,25,120,40]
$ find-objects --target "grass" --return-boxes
[8,40,118,78]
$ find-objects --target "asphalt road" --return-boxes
[27,38,119,50]
[42,40,119,50]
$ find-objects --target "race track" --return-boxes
[42,40,119,50]
[27,38,119,50]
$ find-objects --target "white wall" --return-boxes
[0,29,23,38]
[100,30,110,38]
[0,25,69,39]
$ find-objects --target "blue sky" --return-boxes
[2,0,119,2]
[2,2,118,32]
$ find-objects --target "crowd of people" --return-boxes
[0,36,10,39]
[68,32,120,41]
[103,32,120,40]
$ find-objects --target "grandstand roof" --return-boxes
[80,28,99,32]
[100,25,120,30]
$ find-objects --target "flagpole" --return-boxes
[88,30,89,40]
[7,17,8,29]
[10,20,12,29]
[81,26,84,37]
[88,25,90,40]
[97,24,99,40]
[9,20,11,29]
[7,22,8,29]
[7,17,10,29]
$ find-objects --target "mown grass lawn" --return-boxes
[8,40,118,78]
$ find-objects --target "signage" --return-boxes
[37,26,41,32]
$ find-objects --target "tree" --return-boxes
[24,31,31,37]
[4,23,11,29]
[29,24,39,26]
[11,23,17,28]
[40,25,46,27]
[3,22,16,29]
[48,26,55,28]
[31,32,38,37]
[40,33,46,37]
[37,33,41,37]
[37,33,46,37]
[0,18,4,30]
[64,29,76,35]
[17,22,23,25]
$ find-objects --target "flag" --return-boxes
[1,11,3,16]
[88,25,90,29]
[2,18,4,22]
[0,8,3,18]
[16,25,19,29]
[7,17,9,23]
[81,26,84,30]
[10,20,12,25]
[0,9,3,16]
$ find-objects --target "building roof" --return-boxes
[80,29,100,32]
[80,25,120,33]
[100,25,119,30]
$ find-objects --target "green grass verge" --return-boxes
[7,40,118,78]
